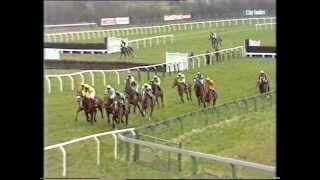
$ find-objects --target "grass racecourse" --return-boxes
[44,22,276,179]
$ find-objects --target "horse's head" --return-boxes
[172,79,178,88]
[111,101,120,114]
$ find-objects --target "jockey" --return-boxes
[257,70,269,83]
[104,85,115,100]
[142,83,153,98]
[176,72,186,84]
[83,84,97,105]
[257,70,270,91]
[114,91,128,111]
[151,75,161,91]
[79,83,90,96]
[121,40,126,48]
[125,74,135,85]
[204,77,217,92]
[193,72,205,84]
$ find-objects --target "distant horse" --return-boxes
[141,92,155,121]
[209,33,222,51]
[75,92,104,124]
[120,46,135,60]
[194,80,206,108]
[110,101,129,129]
[257,78,270,94]
[205,88,218,107]
[151,83,164,108]
[172,79,192,103]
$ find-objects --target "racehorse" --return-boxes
[141,92,155,121]
[257,78,270,94]
[120,46,135,60]
[151,83,164,108]
[103,97,114,127]
[110,101,129,129]
[75,91,104,124]
[205,88,218,107]
[209,33,222,51]
[125,81,145,116]
[193,80,206,108]
[172,79,192,103]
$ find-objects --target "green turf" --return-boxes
[45,58,275,146]
[60,25,275,64]
[45,24,276,179]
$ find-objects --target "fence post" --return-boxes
[46,77,51,94]
[57,76,63,92]
[231,164,238,179]
[178,143,182,172]
[125,142,130,161]
[146,68,150,81]
[133,132,140,162]
[254,97,257,112]
[137,68,141,82]
[94,136,101,165]
[191,156,198,175]
[178,117,184,134]
[162,64,166,78]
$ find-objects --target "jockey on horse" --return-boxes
[79,83,97,106]
[193,72,205,85]
[104,85,116,100]
[114,91,129,112]
[176,72,187,88]
[124,73,139,97]
[142,83,154,100]
[151,75,161,91]
[204,77,217,93]
[257,70,271,92]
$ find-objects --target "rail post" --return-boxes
[178,143,182,172]
[59,146,67,177]
[46,76,51,94]
[133,131,140,162]
[191,156,198,175]
[231,164,238,179]
[89,71,95,86]
[94,136,100,165]
[57,76,63,92]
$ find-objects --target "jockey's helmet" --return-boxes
[178,72,182,76]
[260,70,265,74]
[197,72,201,75]
[106,85,111,89]
[206,77,211,80]
[153,75,158,79]
[144,83,149,87]
[128,74,132,78]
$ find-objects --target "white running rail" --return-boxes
[45,46,244,94]
[255,23,276,31]
[44,17,276,42]
[128,34,174,49]
[44,128,136,177]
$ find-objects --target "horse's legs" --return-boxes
[75,108,81,122]
[160,93,164,108]
[137,103,145,117]
[179,92,185,103]
[98,106,104,119]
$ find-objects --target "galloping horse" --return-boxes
[209,33,222,51]
[194,80,206,108]
[120,46,135,60]
[110,101,129,129]
[151,83,164,108]
[75,91,104,124]
[125,81,144,116]
[141,92,155,121]
[257,78,270,94]
[205,88,218,107]
[172,79,192,103]
[103,97,114,126]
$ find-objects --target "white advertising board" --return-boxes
[115,17,130,25]
[101,17,130,26]
[101,18,116,26]
[164,14,191,21]
[166,52,189,72]
[44,48,61,60]
[249,39,261,46]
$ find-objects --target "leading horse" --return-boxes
[75,91,104,124]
